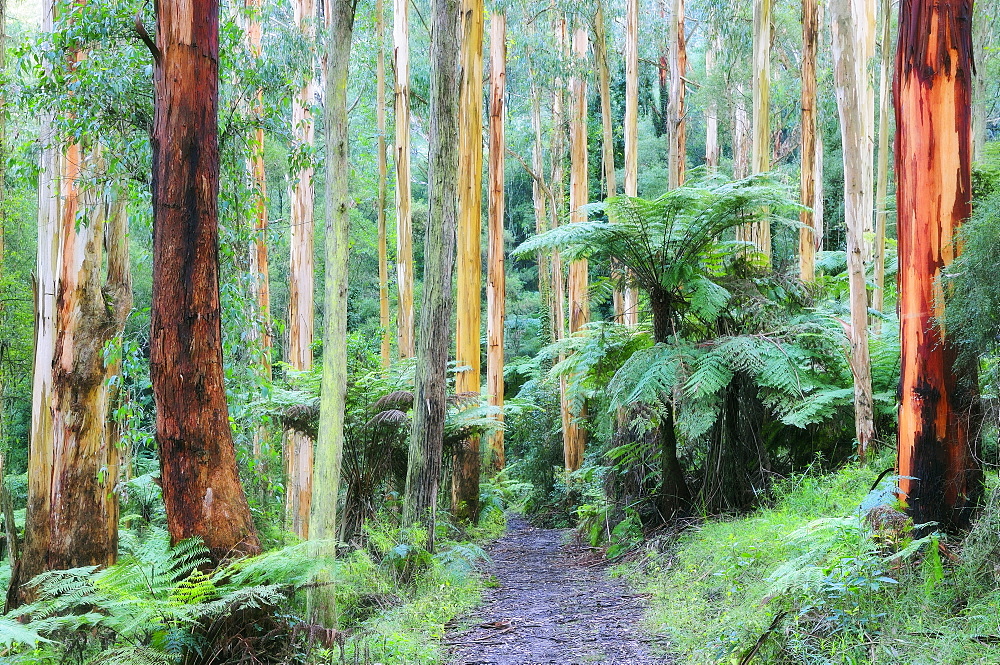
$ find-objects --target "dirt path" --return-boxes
[446,517,673,665]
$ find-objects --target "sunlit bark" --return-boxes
[394,0,415,358]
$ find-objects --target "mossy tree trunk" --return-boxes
[403,0,461,549]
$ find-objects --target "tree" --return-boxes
[453,0,484,522]
[564,24,590,472]
[895,0,982,531]
[403,0,461,547]
[622,0,639,325]
[741,0,771,261]
[149,0,260,560]
[286,0,318,540]
[872,0,893,324]
[486,8,506,472]
[377,0,390,367]
[799,0,819,281]
[395,0,415,358]
[517,176,794,517]
[667,0,686,189]
[830,0,876,459]
[309,0,357,627]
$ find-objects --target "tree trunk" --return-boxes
[309,0,356,627]
[17,145,131,604]
[530,80,554,343]
[799,0,819,282]
[622,0,639,325]
[667,0,686,189]
[705,30,720,171]
[247,0,271,381]
[649,292,690,517]
[895,0,981,531]
[286,0,316,542]
[452,0,484,522]
[741,0,771,261]
[831,0,876,460]
[564,25,590,473]
[486,11,506,472]
[403,0,461,548]
[395,0,415,358]
[150,0,260,561]
[732,83,751,179]
[377,0,390,367]
[872,0,892,328]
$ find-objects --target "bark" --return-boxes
[286,0,317,541]
[895,0,981,531]
[246,0,271,381]
[530,81,553,343]
[403,0,461,547]
[452,0,484,522]
[377,0,390,367]
[799,0,819,282]
[395,0,415,358]
[831,0,876,459]
[150,0,260,560]
[622,0,639,324]
[732,84,751,179]
[564,25,590,473]
[17,142,131,605]
[667,0,686,189]
[742,0,771,261]
[310,0,356,627]
[486,11,506,472]
[705,30,720,171]
[872,0,892,326]
[552,12,571,461]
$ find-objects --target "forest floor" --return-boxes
[445,517,674,665]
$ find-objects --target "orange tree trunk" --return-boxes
[486,11,506,472]
[377,0,390,367]
[799,0,818,281]
[895,0,982,531]
[150,0,260,560]
[452,0,484,522]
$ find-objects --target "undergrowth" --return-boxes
[635,450,1000,664]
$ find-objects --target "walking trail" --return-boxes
[446,517,674,665]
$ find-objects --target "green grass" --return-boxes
[631,452,1000,664]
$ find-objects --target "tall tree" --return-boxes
[149,0,260,560]
[486,8,506,472]
[564,24,590,472]
[309,0,357,627]
[622,0,639,325]
[799,0,819,281]
[246,0,271,381]
[872,0,892,324]
[667,0,686,188]
[403,0,461,546]
[395,0,415,358]
[895,0,981,530]
[830,0,876,460]
[17,85,131,607]
[705,29,720,171]
[453,0,484,522]
[742,0,771,261]
[286,0,317,541]
[377,0,390,366]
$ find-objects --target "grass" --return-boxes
[631,450,1000,664]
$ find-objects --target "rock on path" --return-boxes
[446,517,674,665]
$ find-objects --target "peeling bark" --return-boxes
[395,0,415,358]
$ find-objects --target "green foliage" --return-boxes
[636,456,1000,664]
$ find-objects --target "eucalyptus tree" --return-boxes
[830,0,876,459]
[395,0,415,359]
[487,5,507,471]
[287,0,318,540]
[377,0,390,366]
[310,0,357,626]
[453,0,485,521]
[403,0,462,547]
[148,0,260,561]
[16,0,135,604]
[516,175,798,516]
[895,0,981,531]
[799,0,819,281]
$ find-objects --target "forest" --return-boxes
[0,0,999,661]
